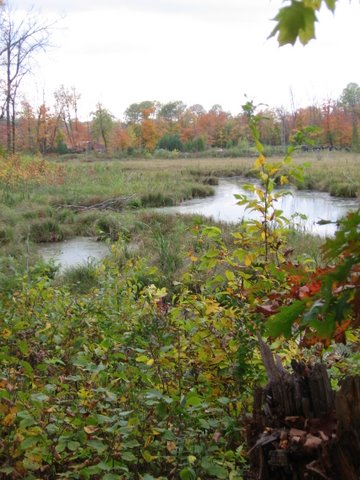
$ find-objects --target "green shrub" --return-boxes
[157,133,184,152]
[184,136,206,152]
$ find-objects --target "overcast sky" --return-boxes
[11,0,360,121]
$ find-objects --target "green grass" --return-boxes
[60,260,100,293]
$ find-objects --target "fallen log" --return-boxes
[56,195,136,212]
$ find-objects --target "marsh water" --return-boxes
[39,237,109,272]
[161,177,359,237]
[38,178,359,269]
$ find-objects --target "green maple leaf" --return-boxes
[269,0,318,46]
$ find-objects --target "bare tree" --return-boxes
[0,2,54,153]
[54,85,81,151]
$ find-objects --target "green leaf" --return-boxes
[201,457,228,479]
[67,441,81,451]
[0,467,14,474]
[122,451,137,462]
[225,270,235,282]
[266,300,306,338]
[17,411,36,428]
[22,457,41,471]
[30,393,49,403]
[185,392,202,407]
[304,0,321,9]
[20,436,41,450]
[19,360,33,377]
[202,226,222,238]
[180,467,196,480]
[269,0,317,46]
[324,0,336,11]
[17,340,29,355]
[88,439,107,453]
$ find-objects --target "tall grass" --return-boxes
[293,151,360,197]
[60,260,100,293]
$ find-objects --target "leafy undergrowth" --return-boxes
[0,245,253,479]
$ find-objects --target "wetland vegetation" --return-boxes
[1,151,359,289]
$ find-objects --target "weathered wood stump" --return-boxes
[246,338,360,479]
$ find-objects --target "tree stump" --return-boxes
[245,362,360,479]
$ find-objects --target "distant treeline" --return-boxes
[4,83,360,156]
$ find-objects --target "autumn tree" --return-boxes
[90,103,114,153]
[124,101,158,124]
[17,99,36,152]
[54,85,81,150]
[178,104,206,144]
[158,100,186,133]
[197,105,229,147]
[109,123,131,152]
[0,3,53,153]
[36,103,50,154]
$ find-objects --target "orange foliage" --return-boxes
[141,119,161,151]
[110,126,131,151]
[0,155,65,187]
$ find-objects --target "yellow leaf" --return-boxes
[188,455,197,465]
[136,355,153,364]
[142,449,158,462]
[244,255,252,267]
[84,425,98,434]
[3,406,18,426]
[166,441,177,453]
[280,175,289,185]
[254,154,265,169]
[205,300,221,315]
[2,328,11,339]
[211,353,225,364]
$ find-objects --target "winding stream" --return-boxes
[38,178,359,269]
[160,177,359,237]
